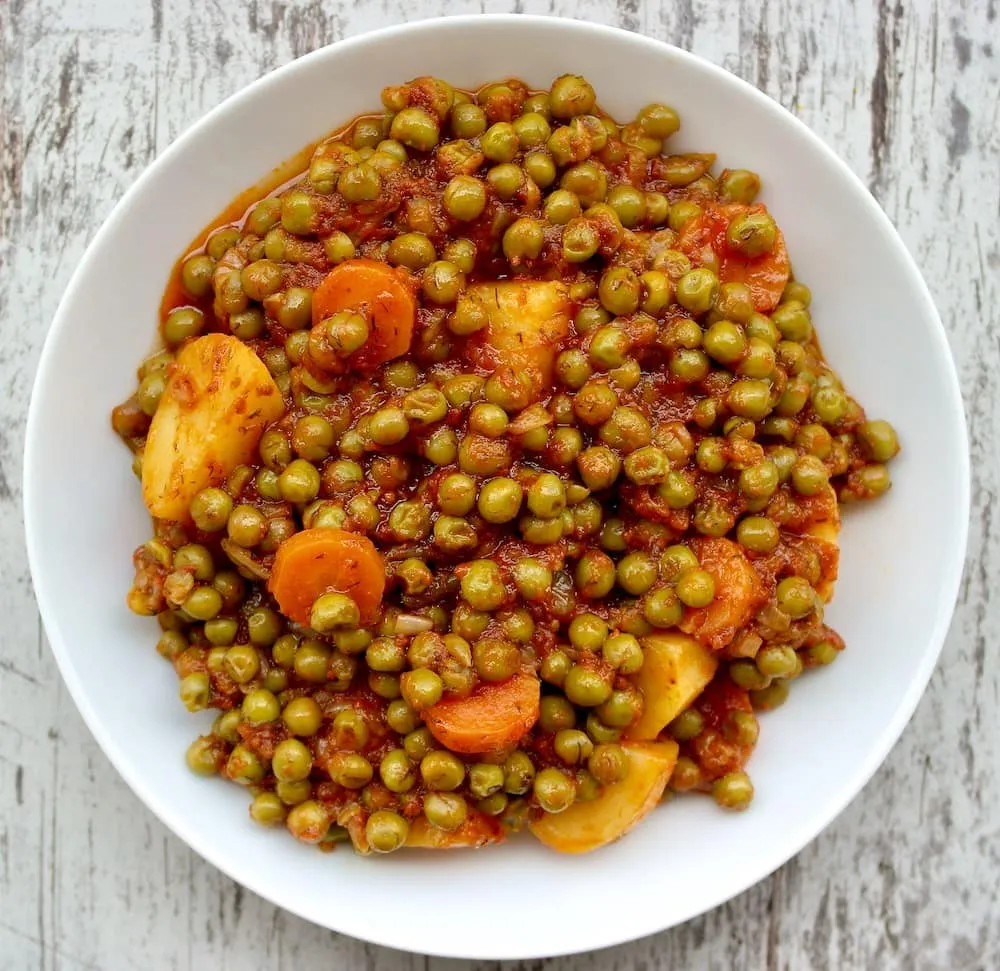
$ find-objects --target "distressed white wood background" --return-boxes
[1,0,998,968]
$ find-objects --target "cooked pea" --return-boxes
[390,107,440,150]
[503,218,545,262]
[704,320,747,364]
[858,419,899,462]
[365,811,409,853]
[739,459,780,500]
[278,458,321,503]
[550,74,596,118]
[617,551,658,595]
[512,559,553,601]
[568,612,609,651]
[564,665,612,706]
[527,472,567,518]
[713,771,754,810]
[473,638,520,682]
[587,742,629,784]
[481,122,519,162]
[675,267,720,314]
[562,218,601,262]
[658,469,696,508]
[756,645,800,679]
[643,587,684,628]
[388,232,435,270]
[776,576,815,618]
[727,379,773,420]
[737,515,780,553]
[443,175,486,221]
[726,210,777,257]
[791,454,830,496]
[164,306,205,346]
[461,560,506,611]
[424,792,468,830]
[226,744,264,785]
[545,189,582,225]
[600,632,643,674]
[606,184,646,228]
[524,150,558,188]
[598,266,640,315]
[272,738,312,784]
[596,688,640,728]
[772,300,812,342]
[675,568,716,608]
[478,477,524,523]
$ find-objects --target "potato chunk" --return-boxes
[530,741,678,854]
[406,811,505,850]
[142,334,284,521]
[626,633,717,741]
[459,281,571,393]
[679,538,766,650]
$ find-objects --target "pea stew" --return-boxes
[112,74,899,855]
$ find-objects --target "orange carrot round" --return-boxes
[268,527,385,627]
[423,674,541,754]
[678,203,790,313]
[311,258,416,371]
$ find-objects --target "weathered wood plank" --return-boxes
[1,0,997,968]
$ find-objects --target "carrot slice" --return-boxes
[311,258,416,371]
[678,203,790,313]
[268,527,385,627]
[423,674,541,754]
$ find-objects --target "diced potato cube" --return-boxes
[626,633,717,741]
[405,812,505,850]
[679,538,765,650]
[459,281,571,392]
[530,741,678,854]
[142,334,284,521]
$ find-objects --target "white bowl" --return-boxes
[24,15,969,960]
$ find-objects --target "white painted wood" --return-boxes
[1,0,997,967]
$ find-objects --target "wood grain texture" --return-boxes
[1,0,998,968]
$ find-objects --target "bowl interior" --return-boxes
[24,16,968,960]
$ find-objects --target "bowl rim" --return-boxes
[23,13,971,959]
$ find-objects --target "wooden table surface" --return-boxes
[2,1,998,968]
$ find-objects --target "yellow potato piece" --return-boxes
[805,484,840,602]
[405,812,505,850]
[142,334,285,521]
[459,281,571,391]
[626,633,718,742]
[530,741,679,854]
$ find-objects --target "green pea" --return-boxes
[390,107,440,150]
[616,551,657,596]
[549,74,596,119]
[712,771,754,810]
[777,576,815,618]
[675,568,716,608]
[562,218,600,262]
[726,210,777,257]
[704,320,747,364]
[726,379,773,420]
[858,419,899,462]
[423,792,468,831]
[164,306,205,346]
[388,232,436,270]
[461,560,506,612]
[596,688,640,728]
[643,587,684,628]
[473,638,519,682]
[564,665,612,706]
[587,742,629,784]
[636,102,680,139]
[179,254,214,299]
[443,175,486,221]
[739,459,780,500]
[368,406,410,446]
[674,268,719,314]
[598,266,641,315]
[512,559,553,601]
[365,811,409,853]
[226,744,264,785]
[737,515,780,553]
[477,477,524,524]
[309,592,360,633]
[568,612,609,651]
[791,455,830,496]
[668,708,705,742]
[545,189,583,225]
[525,472,566,519]
[772,300,812,342]
[502,218,545,262]
[451,102,487,138]
[606,184,647,228]
[481,121,519,162]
